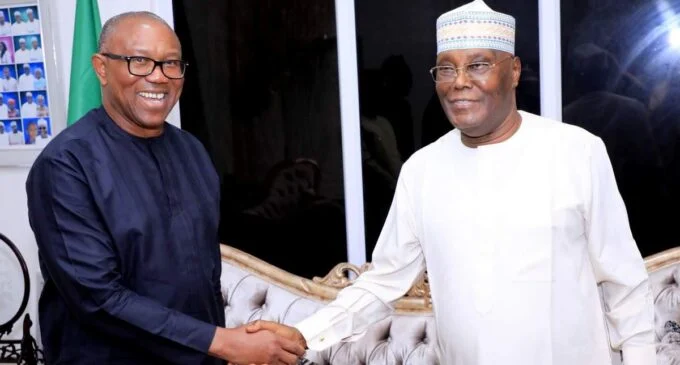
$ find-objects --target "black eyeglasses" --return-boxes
[100,53,188,79]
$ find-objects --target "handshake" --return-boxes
[209,320,309,365]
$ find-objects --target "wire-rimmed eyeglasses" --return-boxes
[429,56,514,83]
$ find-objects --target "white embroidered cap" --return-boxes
[436,0,515,55]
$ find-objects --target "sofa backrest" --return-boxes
[220,244,680,365]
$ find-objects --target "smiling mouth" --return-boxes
[138,92,167,101]
[451,99,477,106]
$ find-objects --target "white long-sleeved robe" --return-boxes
[296,111,655,365]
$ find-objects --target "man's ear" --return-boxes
[511,56,522,88]
[91,54,107,86]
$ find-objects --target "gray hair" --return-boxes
[97,11,174,52]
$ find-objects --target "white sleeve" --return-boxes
[585,137,656,364]
[295,170,426,351]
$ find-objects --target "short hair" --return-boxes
[98,11,173,53]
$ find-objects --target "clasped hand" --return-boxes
[211,320,307,365]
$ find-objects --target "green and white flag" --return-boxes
[66,0,102,126]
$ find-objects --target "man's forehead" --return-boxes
[437,48,500,62]
[108,18,180,51]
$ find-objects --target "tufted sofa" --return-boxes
[219,244,680,365]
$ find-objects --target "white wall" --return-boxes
[0,0,175,342]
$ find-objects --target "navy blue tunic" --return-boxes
[26,107,226,364]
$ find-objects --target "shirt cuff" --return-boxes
[622,344,656,365]
[294,310,351,351]
[189,323,219,353]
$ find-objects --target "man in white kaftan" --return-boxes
[8,121,23,145]
[246,1,656,364]
[0,13,11,36]
[23,9,40,35]
[1,66,17,91]
[295,111,654,365]
[0,122,8,146]
[14,38,29,64]
[21,91,37,118]
[18,64,35,91]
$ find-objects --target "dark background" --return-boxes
[172,0,672,279]
[561,0,680,256]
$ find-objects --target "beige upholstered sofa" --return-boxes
[219,244,680,365]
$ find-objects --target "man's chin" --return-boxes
[141,121,166,130]
[450,115,483,133]
[135,113,169,129]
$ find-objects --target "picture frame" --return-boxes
[0,0,66,167]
